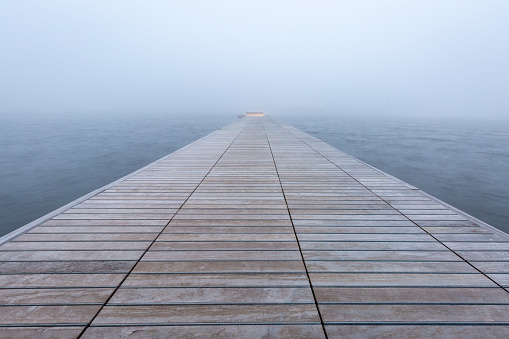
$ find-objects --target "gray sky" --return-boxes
[1,0,508,118]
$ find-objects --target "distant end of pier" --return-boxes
[238,112,264,118]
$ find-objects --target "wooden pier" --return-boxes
[1,116,509,338]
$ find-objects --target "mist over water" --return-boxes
[1,1,508,120]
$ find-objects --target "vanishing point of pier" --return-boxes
[1,115,509,338]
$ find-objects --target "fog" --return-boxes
[1,0,508,119]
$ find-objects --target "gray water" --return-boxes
[281,114,509,233]
[1,113,508,237]
[0,114,233,236]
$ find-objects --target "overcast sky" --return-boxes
[1,0,508,118]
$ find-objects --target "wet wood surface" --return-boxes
[1,116,509,338]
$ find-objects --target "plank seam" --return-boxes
[76,119,250,338]
[281,121,509,296]
[262,118,329,339]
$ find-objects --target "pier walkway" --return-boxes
[1,116,509,338]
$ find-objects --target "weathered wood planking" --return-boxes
[1,116,509,338]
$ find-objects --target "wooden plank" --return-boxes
[314,287,509,303]
[0,305,101,325]
[423,226,491,233]
[132,261,306,273]
[421,233,506,242]
[306,261,476,273]
[0,274,125,288]
[91,304,320,325]
[150,241,299,250]
[109,287,315,304]
[325,325,509,338]
[122,273,310,287]
[28,226,164,233]
[444,242,509,250]
[0,288,114,304]
[161,226,294,234]
[302,250,460,261]
[487,274,509,286]
[309,273,496,287]
[457,251,509,261]
[294,226,426,233]
[298,234,433,241]
[65,208,179,214]
[12,233,158,241]
[157,233,296,241]
[40,219,169,226]
[0,241,152,250]
[0,261,135,274]
[82,325,326,338]
[0,250,144,261]
[0,327,85,338]
[319,304,509,323]
[141,250,302,261]
[168,219,292,226]
[471,262,509,273]
[299,241,445,250]
[293,220,414,226]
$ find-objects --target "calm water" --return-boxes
[282,114,509,233]
[1,113,508,236]
[0,114,233,236]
